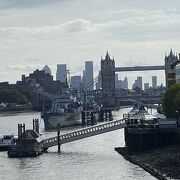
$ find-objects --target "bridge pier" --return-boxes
[81,111,97,126]
[98,109,113,122]
[81,111,86,126]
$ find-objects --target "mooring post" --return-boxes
[35,119,39,134]
[91,112,94,126]
[105,110,108,121]
[98,109,103,122]
[109,110,113,121]
[33,119,34,131]
[82,111,85,126]
[57,123,61,153]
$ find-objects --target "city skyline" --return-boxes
[0,0,180,86]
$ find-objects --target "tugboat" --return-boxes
[0,135,16,151]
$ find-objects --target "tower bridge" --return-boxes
[115,65,165,72]
[99,51,180,107]
[100,52,167,107]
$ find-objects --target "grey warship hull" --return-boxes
[42,110,81,130]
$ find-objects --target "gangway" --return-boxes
[42,119,126,149]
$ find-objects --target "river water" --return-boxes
[0,109,156,180]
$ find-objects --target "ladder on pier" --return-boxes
[42,119,127,149]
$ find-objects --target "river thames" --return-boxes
[0,109,156,180]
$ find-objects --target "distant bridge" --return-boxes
[116,95,163,100]
[42,119,126,149]
[115,65,165,72]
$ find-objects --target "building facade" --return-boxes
[152,76,157,89]
[176,63,180,83]
[137,76,142,90]
[56,64,67,83]
[43,65,51,75]
[83,61,93,91]
[70,76,81,90]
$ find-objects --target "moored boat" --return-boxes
[0,135,16,151]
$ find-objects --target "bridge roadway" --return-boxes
[115,65,165,72]
[42,119,127,149]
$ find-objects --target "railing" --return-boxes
[42,119,127,148]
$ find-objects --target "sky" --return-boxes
[0,0,180,88]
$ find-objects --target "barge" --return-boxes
[8,120,46,157]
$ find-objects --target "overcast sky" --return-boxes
[0,0,180,87]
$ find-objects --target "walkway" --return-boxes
[42,119,126,149]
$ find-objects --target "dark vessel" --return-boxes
[0,135,16,151]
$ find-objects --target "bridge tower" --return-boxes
[165,49,179,88]
[101,52,116,107]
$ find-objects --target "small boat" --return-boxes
[0,135,16,151]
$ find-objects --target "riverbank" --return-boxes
[0,106,37,117]
[115,145,180,180]
[0,104,33,112]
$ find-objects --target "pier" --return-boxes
[42,118,126,149]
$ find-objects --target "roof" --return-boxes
[153,112,166,119]
[129,104,139,113]
[130,106,157,121]
[19,130,39,140]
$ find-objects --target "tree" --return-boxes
[163,83,180,118]
[0,89,30,104]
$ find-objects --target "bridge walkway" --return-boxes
[42,119,127,149]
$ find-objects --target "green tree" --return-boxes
[163,83,180,118]
[0,89,30,104]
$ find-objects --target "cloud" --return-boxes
[97,9,180,29]
[1,8,180,39]
[62,19,94,33]
[6,64,41,72]
[0,0,73,9]
[0,19,94,34]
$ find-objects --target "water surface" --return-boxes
[0,109,156,180]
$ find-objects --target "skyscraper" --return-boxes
[56,64,67,83]
[152,76,157,89]
[137,76,142,90]
[43,65,51,75]
[70,76,81,90]
[83,61,93,91]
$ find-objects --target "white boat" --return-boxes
[41,94,82,130]
[0,135,16,151]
